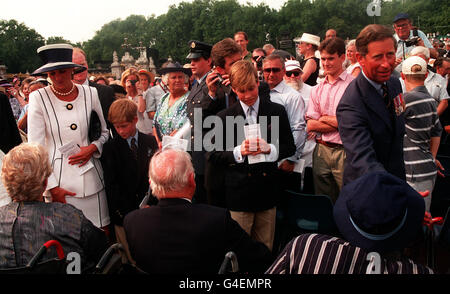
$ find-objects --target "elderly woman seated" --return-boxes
[0,143,108,272]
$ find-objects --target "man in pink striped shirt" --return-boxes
[305,37,354,201]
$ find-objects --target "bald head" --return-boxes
[148,149,195,199]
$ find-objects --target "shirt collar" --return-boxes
[82,79,89,86]
[197,71,211,84]
[239,97,260,116]
[324,70,349,84]
[361,69,384,96]
[271,80,286,93]
[126,130,139,147]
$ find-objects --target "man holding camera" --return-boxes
[393,13,437,72]
[252,48,266,82]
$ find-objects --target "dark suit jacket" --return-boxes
[0,92,21,153]
[89,81,116,136]
[123,198,273,274]
[186,75,226,175]
[207,90,296,212]
[101,132,158,225]
[336,73,405,185]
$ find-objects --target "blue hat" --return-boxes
[393,13,410,23]
[32,44,86,76]
[334,171,425,253]
[157,62,192,76]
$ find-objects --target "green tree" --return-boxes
[46,36,73,45]
[0,19,45,73]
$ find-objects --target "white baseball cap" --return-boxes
[402,56,427,75]
[285,60,303,72]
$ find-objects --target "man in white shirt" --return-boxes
[392,13,437,72]
[283,60,315,193]
[400,46,450,116]
[263,54,307,191]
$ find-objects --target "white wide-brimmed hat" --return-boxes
[294,33,321,47]
[32,44,86,76]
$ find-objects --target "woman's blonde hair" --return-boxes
[1,143,52,202]
[120,67,139,88]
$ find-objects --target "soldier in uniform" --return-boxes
[185,40,216,204]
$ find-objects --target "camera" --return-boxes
[404,36,420,47]
[216,73,224,85]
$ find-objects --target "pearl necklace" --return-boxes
[51,83,76,96]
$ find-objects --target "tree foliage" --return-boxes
[0,20,45,73]
[1,0,448,73]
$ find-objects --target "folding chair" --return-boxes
[218,251,239,274]
[0,240,68,274]
[274,190,339,254]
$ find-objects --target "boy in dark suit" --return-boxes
[101,98,158,262]
[207,60,296,251]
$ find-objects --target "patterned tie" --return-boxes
[130,137,138,159]
[382,83,395,120]
[381,83,390,108]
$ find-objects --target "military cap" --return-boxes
[186,40,212,59]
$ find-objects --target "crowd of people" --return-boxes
[0,12,449,275]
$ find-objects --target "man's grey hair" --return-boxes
[148,149,194,197]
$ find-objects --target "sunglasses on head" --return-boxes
[263,67,282,73]
[286,71,301,77]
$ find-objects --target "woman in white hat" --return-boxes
[297,33,321,86]
[27,44,110,230]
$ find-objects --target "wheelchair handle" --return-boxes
[95,243,124,271]
[26,240,65,267]
[218,251,239,274]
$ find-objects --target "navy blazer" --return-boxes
[207,90,296,212]
[186,75,225,175]
[101,132,158,225]
[123,198,272,274]
[336,73,405,185]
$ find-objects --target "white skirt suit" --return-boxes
[28,84,110,228]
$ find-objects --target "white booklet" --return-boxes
[162,136,189,152]
[244,123,266,164]
[58,141,94,175]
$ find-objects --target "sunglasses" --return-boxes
[263,68,282,73]
[286,71,301,77]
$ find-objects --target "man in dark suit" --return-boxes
[203,38,244,207]
[123,148,272,274]
[72,48,116,137]
[101,99,158,262]
[207,60,296,251]
[337,24,406,185]
[186,40,214,204]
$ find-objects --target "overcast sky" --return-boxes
[1,0,287,43]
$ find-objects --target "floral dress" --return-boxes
[154,91,189,136]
